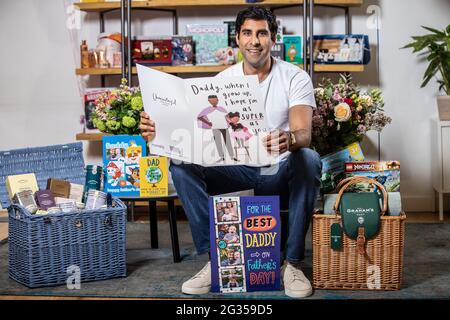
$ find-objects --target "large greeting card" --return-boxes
[102,135,147,197]
[210,196,281,293]
[137,65,276,166]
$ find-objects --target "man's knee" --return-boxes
[169,161,202,181]
[289,148,322,177]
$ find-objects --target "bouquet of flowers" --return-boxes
[312,74,392,156]
[91,79,143,135]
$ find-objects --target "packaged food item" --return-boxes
[35,190,56,210]
[54,197,76,205]
[76,202,86,210]
[47,178,71,198]
[85,189,107,210]
[132,36,172,66]
[69,183,84,203]
[13,189,39,213]
[312,34,370,64]
[6,173,39,201]
[83,165,103,202]
[47,207,62,214]
[59,201,77,213]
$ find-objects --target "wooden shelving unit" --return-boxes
[76,132,109,141]
[76,65,229,75]
[74,0,363,12]
[76,63,364,76]
[74,0,366,141]
[314,64,364,72]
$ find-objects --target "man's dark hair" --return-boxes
[208,95,218,99]
[235,6,277,42]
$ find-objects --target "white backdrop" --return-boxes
[0,0,449,212]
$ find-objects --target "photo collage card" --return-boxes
[214,197,247,293]
[210,196,281,293]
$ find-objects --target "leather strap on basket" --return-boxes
[356,227,366,255]
[333,175,388,216]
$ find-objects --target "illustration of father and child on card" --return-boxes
[197,93,265,165]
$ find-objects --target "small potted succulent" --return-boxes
[402,24,450,120]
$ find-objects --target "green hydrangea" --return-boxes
[131,96,143,111]
[93,119,106,132]
[106,120,121,131]
[122,116,137,128]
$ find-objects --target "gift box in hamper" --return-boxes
[1,142,127,288]
[312,176,406,291]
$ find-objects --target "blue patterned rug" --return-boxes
[0,221,449,299]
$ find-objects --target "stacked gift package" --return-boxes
[5,165,110,215]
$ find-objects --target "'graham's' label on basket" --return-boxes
[330,223,343,250]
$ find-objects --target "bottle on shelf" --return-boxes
[80,40,89,69]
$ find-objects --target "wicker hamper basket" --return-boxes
[8,199,127,288]
[312,176,406,290]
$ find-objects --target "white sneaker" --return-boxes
[181,261,211,295]
[283,262,313,298]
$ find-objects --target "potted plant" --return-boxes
[402,24,450,120]
[91,78,143,134]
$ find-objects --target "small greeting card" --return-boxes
[139,156,169,197]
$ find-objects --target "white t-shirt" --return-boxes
[217,58,316,168]
[217,57,316,132]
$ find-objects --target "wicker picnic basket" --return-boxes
[0,142,86,208]
[8,198,127,288]
[312,176,406,290]
[1,142,127,288]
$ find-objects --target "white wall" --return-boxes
[0,0,449,212]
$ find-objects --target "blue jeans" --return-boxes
[169,148,322,262]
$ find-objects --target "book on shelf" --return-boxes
[224,21,238,48]
[283,35,303,65]
[186,24,229,66]
[276,19,283,44]
[171,36,194,66]
[271,43,285,61]
[83,88,114,133]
